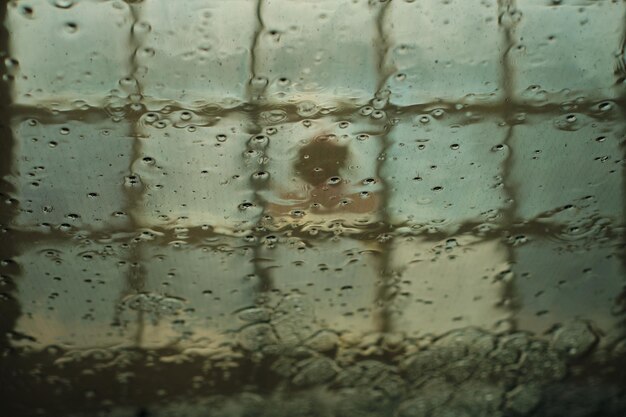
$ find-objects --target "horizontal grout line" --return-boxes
[6,94,626,120]
[3,215,623,248]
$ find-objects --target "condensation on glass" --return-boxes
[0,0,625,416]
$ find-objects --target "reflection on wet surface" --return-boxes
[0,0,625,416]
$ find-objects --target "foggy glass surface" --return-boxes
[0,0,625,416]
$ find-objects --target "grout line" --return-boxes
[115,0,147,347]
[248,0,274,299]
[497,0,521,329]
[373,0,396,334]
[0,0,22,351]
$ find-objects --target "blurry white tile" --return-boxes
[391,235,511,337]
[135,0,257,107]
[13,239,133,349]
[260,111,385,232]
[255,0,379,105]
[512,0,625,101]
[138,236,258,349]
[133,110,262,232]
[384,110,508,231]
[510,111,624,222]
[383,0,502,106]
[260,236,381,336]
[8,113,133,231]
[512,237,624,341]
[6,0,133,108]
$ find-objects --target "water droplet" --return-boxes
[598,102,612,112]
[238,202,255,210]
[64,22,78,34]
[53,0,74,8]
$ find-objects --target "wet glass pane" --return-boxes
[1,1,625,416]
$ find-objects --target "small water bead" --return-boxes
[290,210,305,217]
[144,113,159,123]
[216,134,227,142]
[371,110,385,119]
[250,76,268,88]
[64,22,78,34]
[21,6,34,18]
[431,109,445,118]
[252,171,269,180]
[53,0,75,8]
[359,106,373,116]
[238,202,255,210]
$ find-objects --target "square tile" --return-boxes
[133,110,262,232]
[260,236,382,336]
[509,110,624,223]
[11,239,133,349]
[6,0,133,108]
[390,234,511,336]
[511,0,625,101]
[383,109,508,232]
[138,235,258,349]
[135,0,257,107]
[511,236,624,342]
[255,0,380,105]
[383,0,502,105]
[7,113,133,231]
[260,110,386,232]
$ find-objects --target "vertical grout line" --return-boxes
[0,1,21,351]
[112,0,146,347]
[247,0,273,300]
[247,0,266,104]
[373,0,395,334]
[497,0,521,330]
